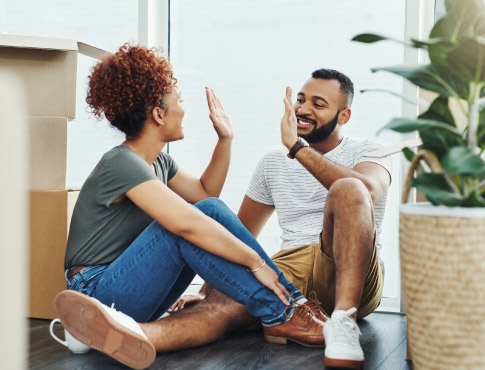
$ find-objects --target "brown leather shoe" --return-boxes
[263,303,325,348]
[306,291,330,324]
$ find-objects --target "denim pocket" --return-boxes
[66,265,108,296]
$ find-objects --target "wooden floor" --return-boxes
[29,312,412,370]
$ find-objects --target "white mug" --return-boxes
[49,318,91,354]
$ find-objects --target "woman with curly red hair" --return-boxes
[55,44,325,369]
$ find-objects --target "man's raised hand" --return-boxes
[281,86,298,150]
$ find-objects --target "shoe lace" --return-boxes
[283,302,324,328]
[102,302,130,322]
[327,307,361,344]
[306,291,329,321]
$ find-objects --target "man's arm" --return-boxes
[293,148,390,204]
[281,87,390,204]
[238,196,275,238]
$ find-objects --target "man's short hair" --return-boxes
[311,69,354,108]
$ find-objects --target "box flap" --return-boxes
[363,137,423,158]
[0,34,78,51]
[0,35,111,59]
[77,42,112,61]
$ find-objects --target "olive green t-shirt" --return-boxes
[64,145,178,269]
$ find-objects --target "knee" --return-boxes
[194,197,226,212]
[327,178,372,209]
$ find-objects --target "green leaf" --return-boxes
[378,118,462,137]
[379,117,464,161]
[371,64,467,98]
[411,37,455,50]
[428,19,457,64]
[417,97,462,159]
[442,147,485,177]
[360,88,430,109]
[419,129,462,160]
[411,173,465,206]
[444,0,485,39]
[402,147,415,161]
[447,38,485,83]
[418,96,455,126]
[462,189,485,207]
[426,0,485,77]
[478,103,485,147]
[352,33,447,50]
[352,33,391,43]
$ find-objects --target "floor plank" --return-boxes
[29,312,412,369]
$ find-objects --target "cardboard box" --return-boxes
[0,34,110,119]
[28,189,80,319]
[29,116,67,190]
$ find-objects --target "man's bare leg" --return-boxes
[320,178,375,317]
[139,288,257,352]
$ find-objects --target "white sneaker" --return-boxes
[54,290,156,369]
[323,307,364,369]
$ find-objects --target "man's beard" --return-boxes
[299,110,340,143]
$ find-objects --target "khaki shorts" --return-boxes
[271,234,383,319]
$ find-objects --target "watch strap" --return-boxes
[287,137,309,159]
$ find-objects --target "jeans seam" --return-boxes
[192,245,290,323]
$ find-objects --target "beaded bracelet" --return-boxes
[247,260,266,273]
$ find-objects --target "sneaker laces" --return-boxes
[104,303,129,321]
[98,302,148,340]
[327,307,361,344]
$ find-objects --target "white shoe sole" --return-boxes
[54,290,156,370]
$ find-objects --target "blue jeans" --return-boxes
[66,197,303,325]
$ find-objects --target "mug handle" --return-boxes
[49,319,68,347]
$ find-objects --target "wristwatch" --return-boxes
[287,137,309,159]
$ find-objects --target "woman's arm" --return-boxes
[168,88,233,203]
[126,179,290,304]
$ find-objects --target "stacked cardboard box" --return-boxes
[0,34,110,319]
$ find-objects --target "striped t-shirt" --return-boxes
[246,136,392,252]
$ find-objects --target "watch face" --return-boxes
[299,137,309,146]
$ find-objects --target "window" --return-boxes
[168,0,407,310]
[1,0,138,186]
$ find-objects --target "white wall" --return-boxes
[168,0,407,307]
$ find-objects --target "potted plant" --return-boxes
[352,0,485,368]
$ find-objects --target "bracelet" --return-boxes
[247,260,266,273]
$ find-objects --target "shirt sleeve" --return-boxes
[97,149,159,207]
[246,154,274,205]
[353,141,393,183]
[160,152,179,181]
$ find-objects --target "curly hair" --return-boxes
[86,43,176,138]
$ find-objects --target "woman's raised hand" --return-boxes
[252,264,291,306]
[206,87,234,140]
